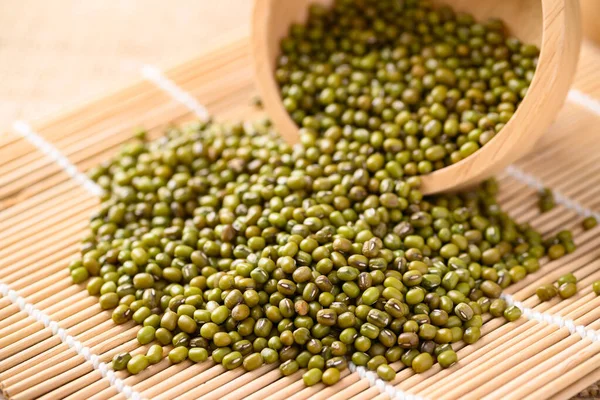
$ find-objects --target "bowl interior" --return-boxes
[255,0,545,147]
[263,0,542,69]
[432,0,542,46]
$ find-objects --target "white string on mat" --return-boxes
[568,89,600,117]
[0,282,145,400]
[501,293,598,341]
[141,65,210,121]
[11,121,104,197]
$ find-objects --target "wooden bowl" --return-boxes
[252,0,581,194]
[581,0,600,45]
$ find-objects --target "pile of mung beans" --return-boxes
[69,115,573,386]
[275,0,539,173]
[66,0,589,389]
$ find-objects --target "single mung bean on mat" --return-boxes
[583,216,598,231]
[538,188,555,213]
[112,352,132,371]
[275,0,539,172]
[71,116,574,386]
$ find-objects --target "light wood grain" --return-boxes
[581,0,600,46]
[252,0,581,194]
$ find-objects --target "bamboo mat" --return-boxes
[2,35,600,400]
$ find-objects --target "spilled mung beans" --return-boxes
[536,273,578,302]
[71,115,574,387]
[583,216,598,231]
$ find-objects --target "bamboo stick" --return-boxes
[123,361,206,399]
[548,364,600,400]
[7,355,90,397]
[0,171,83,211]
[244,370,304,400]
[484,329,599,399]
[162,364,233,400]
[0,180,80,223]
[38,369,104,400]
[12,276,73,305]
[61,374,110,400]
[0,230,82,277]
[0,294,94,356]
[508,343,600,400]
[11,361,93,400]
[0,307,24,330]
[220,368,307,400]
[0,213,89,261]
[0,138,37,169]
[199,364,280,400]
[5,260,76,296]
[0,197,95,247]
[319,374,370,400]
[0,315,115,377]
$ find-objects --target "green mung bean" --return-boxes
[557,273,577,286]
[189,348,209,363]
[412,353,433,373]
[146,345,163,365]
[303,368,323,386]
[168,347,189,364]
[558,282,577,299]
[536,284,558,302]
[583,217,598,231]
[322,367,341,385]
[127,354,149,374]
[503,306,522,322]
[377,364,396,381]
[112,352,131,371]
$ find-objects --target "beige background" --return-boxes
[1,1,599,129]
[0,0,250,126]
